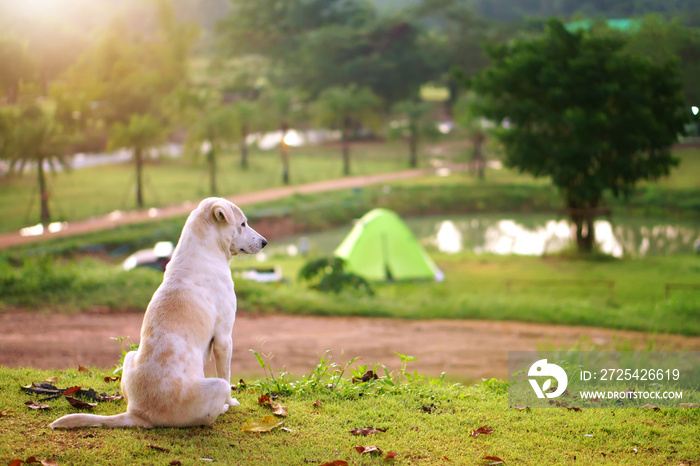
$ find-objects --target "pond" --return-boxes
[256,213,700,259]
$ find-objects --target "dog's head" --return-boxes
[196,197,267,258]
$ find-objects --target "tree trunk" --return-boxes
[135,147,144,208]
[37,158,50,226]
[280,124,290,185]
[471,132,486,180]
[241,125,249,170]
[569,199,597,254]
[208,148,217,196]
[408,122,418,168]
[342,120,351,176]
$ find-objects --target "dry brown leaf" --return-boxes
[169,461,183,466]
[352,370,378,383]
[65,396,97,409]
[355,445,383,455]
[319,461,349,466]
[483,455,505,464]
[62,386,81,396]
[258,394,271,405]
[147,444,170,453]
[386,451,399,459]
[1,409,13,416]
[350,427,387,436]
[470,426,495,438]
[25,401,50,410]
[678,403,699,408]
[78,365,89,373]
[104,376,120,383]
[511,406,530,411]
[43,377,59,384]
[313,400,323,408]
[642,404,660,411]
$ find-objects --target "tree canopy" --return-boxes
[467,19,688,252]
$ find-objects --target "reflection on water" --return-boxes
[267,214,700,259]
[427,216,699,258]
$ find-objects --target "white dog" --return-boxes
[50,197,267,429]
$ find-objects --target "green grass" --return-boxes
[1,362,698,465]
[2,251,699,336]
[0,141,427,234]
[3,142,698,235]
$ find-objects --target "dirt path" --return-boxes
[0,166,450,250]
[2,311,698,380]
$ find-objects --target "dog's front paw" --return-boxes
[228,398,240,408]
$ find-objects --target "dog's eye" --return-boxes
[241,222,246,228]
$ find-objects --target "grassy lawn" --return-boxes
[1,363,698,465]
[2,251,699,336]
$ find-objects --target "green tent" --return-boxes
[334,208,444,281]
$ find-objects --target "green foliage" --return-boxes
[468,18,689,252]
[298,257,374,296]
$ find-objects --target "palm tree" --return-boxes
[454,92,488,179]
[4,105,69,226]
[108,114,164,208]
[391,99,438,168]
[313,85,382,176]
[263,88,307,184]
[231,99,261,170]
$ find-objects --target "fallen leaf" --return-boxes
[25,401,50,410]
[96,393,123,402]
[470,426,495,438]
[511,406,530,411]
[147,444,170,453]
[8,458,56,466]
[40,460,58,466]
[386,451,399,459]
[567,407,582,412]
[21,383,61,396]
[1,409,13,416]
[270,402,288,417]
[642,404,660,411]
[8,460,22,466]
[482,455,505,464]
[319,461,348,466]
[258,395,271,405]
[169,461,183,466]
[104,376,120,383]
[678,403,699,408]
[280,427,292,432]
[313,400,323,408]
[43,377,59,384]
[240,415,285,433]
[78,365,89,373]
[352,370,378,383]
[350,427,387,436]
[65,396,97,409]
[63,386,81,396]
[355,445,383,455]
[421,405,435,413]
[443,456,451,461]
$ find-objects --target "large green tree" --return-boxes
[313,85,382,176]
[390,99,439,169]
[263,87,307,185]
[468,19,688,253]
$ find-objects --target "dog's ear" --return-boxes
[211,201,234,225]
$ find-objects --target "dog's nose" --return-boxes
[261,239,268,248]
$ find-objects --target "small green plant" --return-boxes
[298,257,374,296]
[111,336,139,375]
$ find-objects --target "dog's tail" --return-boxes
[50,412,137,429]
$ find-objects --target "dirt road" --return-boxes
[2,311,698,380]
